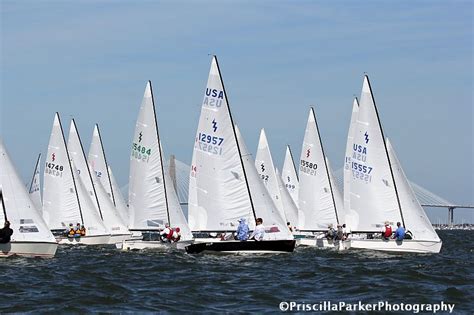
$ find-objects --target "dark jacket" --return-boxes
[0,226,13,243]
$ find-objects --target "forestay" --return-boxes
[348,76,402,232]
[188,56,254,231]
[0,139,56,243]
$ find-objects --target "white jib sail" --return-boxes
[343,98,359,228]
[128,81,168,230]
[164,169,193,240]
[188,56,254,231]
[326,158,345,225]
[67,120,109,236]
[281,145,299,207]
[28,153,43,212]
[275,168,299,229]
[235,125,293,240]
[108,166,129,225]
[386,139,440,241]
[298,107,339,230]
[42,113,82,230]
[1,138,56,243]
[349,75,402,232]
[254,129,287,221]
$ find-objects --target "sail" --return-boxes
[235,126,293,240]
[343,98,359,215]
[326,158,345,224]
[254,129,286,221]
[349,75,402,231]
[42,113,82,229]
[28,153,42,212]
[128,81,168,230]
[0,139,56,243]
[386,139,440,241]
[298,108,339,230]
[275,168,299,228]
[88,125,114,204]
[164,170,193,240]
[188,56,254,231]
[281,145,299,207]
[108,166,129,224]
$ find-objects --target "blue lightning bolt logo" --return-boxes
[364,132,369,144]
[139,132,143,142]
[212,119,217,132]
[260,163,265,172]
[306,148,311,158]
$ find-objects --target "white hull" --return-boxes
[108,234,132,244]
[0,241,58,258]
[118,240,193,251]
[297,237,351,250]
[57,234,111,245]
[350,238,442,253]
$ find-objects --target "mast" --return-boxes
[96,124,116,206]
[72,119,104,221]
[365,75,405,227]
[311,107,339,225]
[287,145,299,181]
[58,114,84,225]
[149,81,171,226]
[0,189,7,221]
[28,153,41,195]
[213,56,257,221]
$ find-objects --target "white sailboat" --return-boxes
[254,129,298,228]
[28,153,43,212]
[347,75,442,253]
[121,81,193,251]
[42,113,110,245]
[296,107,348,249]
[108,166,129,225]
[185,56,295,254]
[0,139,58,258]
[281,145,299,208]
[88,124,131,243]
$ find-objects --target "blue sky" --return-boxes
[1,1,472,223]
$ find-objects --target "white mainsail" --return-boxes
[281,145,299,207]
[28,153,42,212]
[42,113,83,229]
[254,129,286,221]
[235,126,293,240]
[188,56,254,231]
[343,98,359,214]
[108,166,129,224]
[128,81,168,230]
[348,76,403,232]
[298,107,342,230]
[0,138,56,243]
[275,168,299,228]
[88,125,114,203]
[386,139,440,241]
[67,120,109,236]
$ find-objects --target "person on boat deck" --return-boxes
[80,225,86,236]
[0,221,13,243]
[249,218,265,241]
[160,223,173,242]
[170,227,181,242]
[382,221,392,240]
[235,218,249,241]
[74,223,82,237]
[335,224,344,240]
[67,223,75,237]
[394,222,406,241]
[287,222,293,233]
[342,224,349,240]
[325,224,336,240]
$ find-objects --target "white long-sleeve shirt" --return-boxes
[249,224,265,241]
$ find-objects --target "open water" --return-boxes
[0,230,472,313]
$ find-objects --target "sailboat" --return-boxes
[255,129,298,228]
[185,56,295,254]
[347,75,442,253]
[120,81,193,251]
[296,107,348,249]
[28,153,43,212]
[108,166,129,225]
[0,139,58,258]
[42,113,110,245]
[281,145,299,208]
[87,124,131,243]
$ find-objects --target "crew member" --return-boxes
[0,221,13,243]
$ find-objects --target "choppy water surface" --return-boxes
[0,230,473,313]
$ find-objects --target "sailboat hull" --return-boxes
[185,240,296,254]
[297,237,351,250]
[108,234,133,244]
[118,240,194,251]
[0,241,58,258]
[57,234,111,245]
[350,238,442,253]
